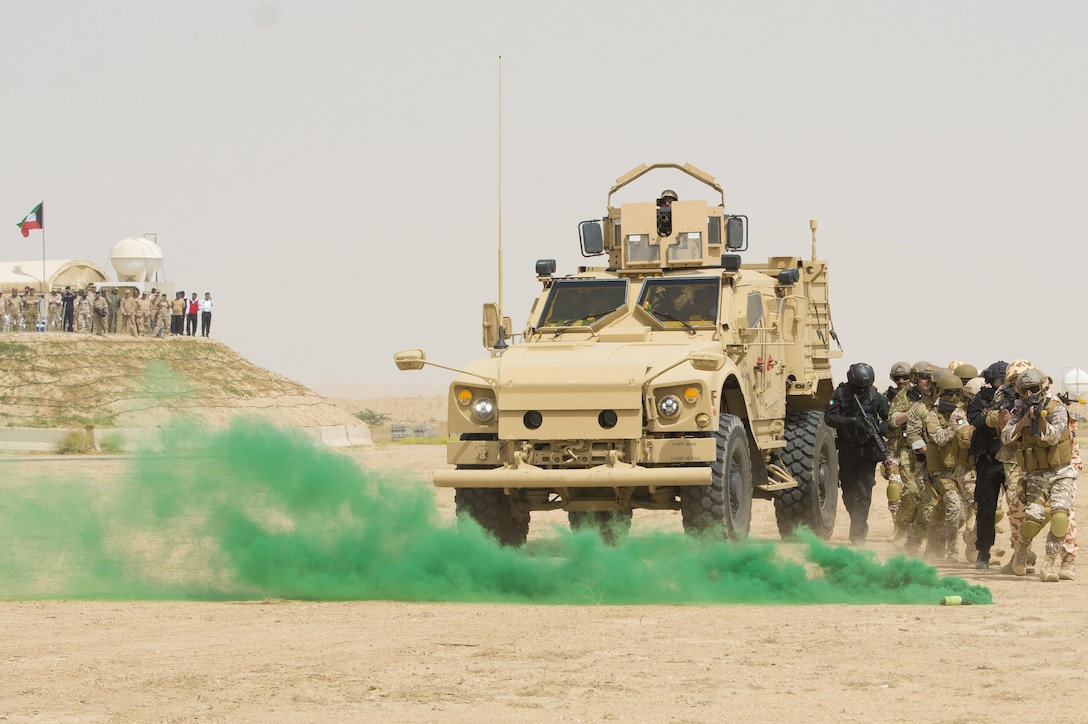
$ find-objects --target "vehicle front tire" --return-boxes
[680,412,752,540]
[773,410,838,539]
[455,487,529,547]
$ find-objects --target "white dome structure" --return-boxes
[109,237,163,282]
[1063,368,1088,399]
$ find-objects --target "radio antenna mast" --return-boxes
[495,55,508,349]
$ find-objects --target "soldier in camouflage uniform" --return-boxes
[895,361,938,555]
[76,290,93,333]
[920,373,971,560]
[883,362,912,540]
[120,291,138,336]
[47,289,62,331]
[91,291,109,336]
[22,288,39,332]
[156,292,171,337]
[1001,368,1077,582]
[136,292,151,336]
[107,288,121,333]
[990,359,1033,572]
[952,362,981,561]
[2,289,18,332]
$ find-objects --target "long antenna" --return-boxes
[494,55,507,350]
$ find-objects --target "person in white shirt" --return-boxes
[200,292,214,337]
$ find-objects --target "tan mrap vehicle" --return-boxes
[395,162,842,546]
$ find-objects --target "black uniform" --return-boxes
[824,383,890,544]
[966,386,1005,564]
[61,290,76,332]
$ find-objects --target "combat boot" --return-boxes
[1040,553,1060,583]
[1011,540,1030,576]
[974,549,990,570]
[1059,561,1076,581]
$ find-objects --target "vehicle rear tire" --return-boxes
[680,413,752,540]
[455,487,529,547]
[773,410,838,539]
[568,510,633,545]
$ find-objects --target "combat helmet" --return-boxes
[983,360,1008,386]
[953,363,979,386]
[657,189,678,205]
[889,361,911,380]
[947,360,968,373]
[847,362,876,392]
[935,371,964,398]
[1005,359,1035,387]
[910,360,936,385]
[964,377,985,401]
[1014,368,1049,406]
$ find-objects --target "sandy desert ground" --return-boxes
[0,439,1085,722]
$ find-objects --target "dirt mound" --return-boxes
[0,333,363,429]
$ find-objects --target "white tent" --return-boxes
[0,259,109,293]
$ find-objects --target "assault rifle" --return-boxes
[854,393,891,459]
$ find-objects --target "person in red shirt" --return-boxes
[186,292,199,336]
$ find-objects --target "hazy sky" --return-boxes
[4,2,1086,397]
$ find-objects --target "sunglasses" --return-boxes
[893,375,909,382]
[1020,385,1042,395]
[941,390,961,397]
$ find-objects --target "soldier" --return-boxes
[120,290,137,336]
[1001,369,1077,582]
[136,292,151,336]
[990,359,1033,572]
[107,288,121,333]
[894,361,937,555]
[824,362,890,546]
[156,292,171,337]
[76,289,92,333]
[966,361,1008,569]
[883,361,912,536]
[656,189,678,208]
[91,291,109,336]
[148,291,161,335]
[47,289,62,331]
[22,287,39,332]
[61,286,77,332]
[920,373,971,560]
[5,288,22,332]
[951,362,980,561]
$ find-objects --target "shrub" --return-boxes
[56,430,95,455]
[98,433,125,454]
[354,408,391,426]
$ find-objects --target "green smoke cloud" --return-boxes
[0,424,991,605]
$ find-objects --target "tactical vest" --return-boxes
[1016,399,1073,472]
[925,412,970,472]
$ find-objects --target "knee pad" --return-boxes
[994,508,1005,525]
[886,482,901,503]
[1020,519,1043,541]
[1051,510,1070,539]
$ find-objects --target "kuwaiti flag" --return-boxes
[17,202,43,237]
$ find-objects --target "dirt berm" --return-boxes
[0,333,363,429]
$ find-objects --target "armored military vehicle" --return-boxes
[395,162,842,545]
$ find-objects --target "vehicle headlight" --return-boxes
[658,395,681,418]
[472,397,496,422]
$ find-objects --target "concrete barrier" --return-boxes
[0,424,373,453]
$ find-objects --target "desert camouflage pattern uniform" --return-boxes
[2,293,17,332]
[77,293,93,332]
[902,393,937,554]
[47,291,62,331]
[1002,399,1077,578]
[120,294,138,336]
[137,295,151,335]
[923,403,970,559]
[92,294,108,336]
[23,293,39,331]
[887,385,921,541]
[156,295,170,336]
[149,294,162,336]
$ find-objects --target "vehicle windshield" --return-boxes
[538,279,627,327]
[638,278,719,328]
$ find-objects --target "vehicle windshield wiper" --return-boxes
[551,309,616,335]
[646,308,696,334]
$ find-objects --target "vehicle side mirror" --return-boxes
[394,349,426,371]
[482,302,510,349]
[579,220,604,256]
[726,216,746,250]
